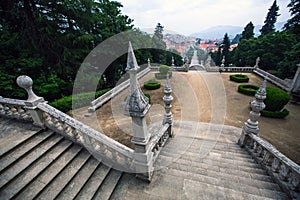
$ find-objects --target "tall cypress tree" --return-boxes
[284,0,300,41]
[222,33,231,66]
[260,0,280,36]
[242,22,255,40]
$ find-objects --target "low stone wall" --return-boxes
[253,68,291,91]
[243,133,300,199]
[87,67,151,113]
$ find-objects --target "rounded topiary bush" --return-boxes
[144,93,151,104]
[144,78,161,90]
[238,84,259,96]
[230,74,249,83]
[264,87,291,112]
[261,109,289,118]
[159,65,170,74]
[155,71,172,79]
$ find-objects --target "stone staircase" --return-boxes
[0,118,124,200]
[0,118,290,199]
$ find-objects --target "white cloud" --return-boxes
[119,0,291,35]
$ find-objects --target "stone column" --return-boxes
[239,79,267,147]
[124,42,153,181]
[163,74,173,137]
[16,75,45,127]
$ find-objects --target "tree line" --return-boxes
[0,1,182,102]
[211,0,300,79]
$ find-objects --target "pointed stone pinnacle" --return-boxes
[126,41,139,72]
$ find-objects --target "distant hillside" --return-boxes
[191,22,286,39]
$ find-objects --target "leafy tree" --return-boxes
[260,0,280,36]
[0,0,133,100]
[166,49,183,66]
[242,22,255,40]
[284,0,300,41]
[278,42,300,79]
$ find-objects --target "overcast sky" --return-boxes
[119,0,291,35]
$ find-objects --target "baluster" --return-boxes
[262,151,272,166]
[288,172,300,191]
[0,103,4,114]
[272,158,280,172]
[43,112,54,126]
[279,164,289,181]
[52,118,63,132]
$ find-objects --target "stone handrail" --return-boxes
[37,102,135,172]
[88,67,151,113]
[223,67,254,72]
[254,68,291,91]
[148,123,170,161]
[0,97,32,121]
[244,133,300,199]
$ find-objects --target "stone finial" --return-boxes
[163,73,173,127]
[147,58,151,68]
[126,41,139,72]
[16,75,44,103]
[124,42,150,117]
[171,56,174,66]
[254,57,260,69]
[221,56,225,68]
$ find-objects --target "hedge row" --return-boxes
[230,74,249,83]
[155,71,173,79]
[264,87,291,112]
[238,84,259,96]
[261,109,289,118]
[49,88,111,113]
[144,79,161,90]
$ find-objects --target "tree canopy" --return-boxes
[242,22,254,40]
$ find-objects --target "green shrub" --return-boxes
[144,78,161,90]
[159,65,170,74]
[144,93,151,104]
[49,88,110,113]
[261,109,289,118]
[230,74,249,83]
[155,71,173,79]
[264,87,291,112]
[238,84,259,96]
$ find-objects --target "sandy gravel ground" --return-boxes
[72,71,300,164]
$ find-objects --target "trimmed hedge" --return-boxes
[238,84,259,96]
[144,78,161,90]
[238,84,291,118]
[144,93,151,104]
[261,109,289,118]
[155,71,173,79]
[230,74,249,83]
[49,88,111,113]
[264,87,291,112]
[159,65,170,74]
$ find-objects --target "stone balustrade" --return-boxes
[0,97,32,121]
[37,102,135,172]
[243,133,300,198]
[148,124,170,161]
[87,67,151,113]
[254,68,291,91]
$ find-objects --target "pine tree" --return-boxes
[151,23,167,64]
[222,33,231,66]
[284,0,300,41]
[260,0,280,36]
[242,22,255,40]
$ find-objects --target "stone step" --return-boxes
[92,169,123,200]
[34,149,91,199]
[13,143,83,200]
[155,154,271,183]
[109,173,136,200]
[0,133,64,188]
[55,157,100,200]
[74,163,112,200]
[162,168,288,199]
[0,120,41,157]
[0,129,53,171]
[183,178,288,200]
[160,148,258,169]
[0,139,73,199]
[168,161,281,191]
